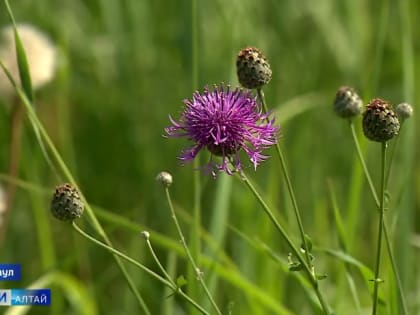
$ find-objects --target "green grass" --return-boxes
[0,0,419,314]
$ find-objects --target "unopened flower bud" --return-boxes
[156,171,173,187]
[140,231,150,240]
[333,86,363,118]
[362,98,400,142]
[236,47,272,89]
[395,102,413,122]
[51,183,84,221]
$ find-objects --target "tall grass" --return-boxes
[0,0,418,314]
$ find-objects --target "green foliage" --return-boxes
[0,0,418,314]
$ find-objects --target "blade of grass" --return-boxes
[396,0,415,314]
[327,179,362,313]
[203,173,232,309]
[0,5,150,309]
[189,0,202,311]
[0,174,295,315]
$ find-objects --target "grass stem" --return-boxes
[190,0,201,309]
[144,235,177,287]
[164,187,222,315]
[349,121,408,315]
[72,222,209,315]
[5,82,151,313]
[256,88,313,270]
[239,171,331,315]
[371,142,387,315]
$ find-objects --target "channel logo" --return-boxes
[0,264,21,281]
[0,289,51,306]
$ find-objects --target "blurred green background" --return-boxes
[0,0,418,314]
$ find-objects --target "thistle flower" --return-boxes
[333,86,363,118]
[0,24,57,97]
[51,183,84,222]
[165,84,279,176]
[236,47,272,89]
[362,98,400,142]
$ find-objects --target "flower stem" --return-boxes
[257,88,313,270]
[144,235,177,287]
[349,121,408,315]
[72,222,209,315]
[372,142,387,315]
[164,187,222,315]
[8,85,150,313]
[239,171,331,315]
[190,0,201,308]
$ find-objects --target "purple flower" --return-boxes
[165,84,279,176]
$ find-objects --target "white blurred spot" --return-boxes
[0,23,57,98]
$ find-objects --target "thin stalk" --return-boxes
[372,142,387,315]
[164,188,222,315]
[190,0,201,308]
[256,88,312,270]
[384,134,400,187]
[9,86,150,312]
[72,222,209,315]
[0,99,23,245]
[239,171,330,315]
[349,121,408,315]
[349,122,378,204]
[144,235,177,287]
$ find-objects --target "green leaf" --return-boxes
[176,275,187,288]
[4,0,34,102]
[289,263,303,272]
[316,274,328,281]
[321,248,386,305]
[301,234,313,253]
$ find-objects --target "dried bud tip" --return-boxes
[395,102,413,121]
[156,171,173,187]
[333,86,363,118]
[51,183,84,222]
[141,231,150,240]
[362,98,400,142]
[236,47,272,89]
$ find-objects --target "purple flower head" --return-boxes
[165,84,279,176]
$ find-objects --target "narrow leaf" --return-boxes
[4,0,34,102]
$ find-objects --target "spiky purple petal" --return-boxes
[165,84,279,176]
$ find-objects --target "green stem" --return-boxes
[349,121,408,315]
[72,222,209,315]
[144,235,177,287]
[190,0,201,308]
[256,88,312,269]
[8,86,150,312]
[349,122,378,204]
[385,133,400,187]
[239,171,330,315]
[372,142,387,315]
[257,89,314,270]
[164,188,221,315]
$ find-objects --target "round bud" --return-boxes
[156,171,173,187]
[140,231,150,240]
[362,98,400,142]
[236,47,272,89]
[395,102,413,122]
[333,86,363,118]
[51,183,84,221]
